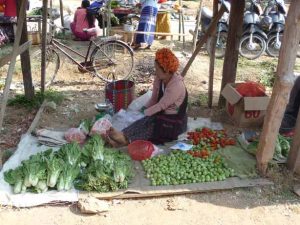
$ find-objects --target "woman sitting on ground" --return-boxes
[134,0,158,50]
[106,48,188,147]
[71,0,100,41]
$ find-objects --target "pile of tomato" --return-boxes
[187,127,236,158]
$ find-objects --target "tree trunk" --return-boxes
[218,0,245,107]
[16,0,35,100]
[256,0,300,175]
[208,0,218,108]
[41,0,48,93]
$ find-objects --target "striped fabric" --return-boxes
[135,6,158,46]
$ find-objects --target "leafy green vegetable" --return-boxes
[22,161,47,187]
[82,135,105,162]
[58,142,81,166]
[79,119,93,135]
[57,164,80,191]
[4,167,24,194]
[278,134,291,158]
[46,153,64,187]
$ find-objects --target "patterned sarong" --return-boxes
[135,6,158,46]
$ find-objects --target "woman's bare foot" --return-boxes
[100,133,123,148]
[108,127,129,146]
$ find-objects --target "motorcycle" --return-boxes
[262,0,287,57]
[239,0,268,60]
[198,0,230,58]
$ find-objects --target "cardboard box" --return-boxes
[221,83,270,128]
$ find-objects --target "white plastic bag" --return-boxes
[112,109,145,131]
[128,90,152,111]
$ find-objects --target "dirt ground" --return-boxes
[1,1,300,224]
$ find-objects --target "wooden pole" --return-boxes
[192,0,203,52]
[181,9,185,45]
[218,0,245,107]
[59,0,65,34]
[208,0,218,108]
[178,0,182,41]
[0,0,27,129]
[181,5,227,77]
[256,0,300,175]
[41,0,48,93]
[16,0,35,100]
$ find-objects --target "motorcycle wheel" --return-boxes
[239,34,266,60]
[206,32,227,59]
[266,33,283,57]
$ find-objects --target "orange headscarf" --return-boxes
[155,48,179,73]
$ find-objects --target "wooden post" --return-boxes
[192,0,203,52]
[0,0,27,129]
[107,0,112,36]
[59,0,65,33]
[178,0,182,41]
[218,0,245,107]
[41,0,48,93]
[208,0,218,108]
[16,0,35,100]
[256,0,300,175]
[181,5,227,77]
[288,108,300,173]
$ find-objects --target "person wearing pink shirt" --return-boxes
[106,48,188,147]
[70,0,100,41]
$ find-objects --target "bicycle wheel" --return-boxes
[30,48,60,88]
[90,40,134,82]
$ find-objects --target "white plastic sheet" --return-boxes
[0,134,78,207]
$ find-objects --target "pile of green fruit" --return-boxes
[142,151,235,186]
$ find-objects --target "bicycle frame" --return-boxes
[49,36,116,72]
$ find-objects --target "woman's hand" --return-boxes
[140,106,147,114]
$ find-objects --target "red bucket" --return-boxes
[105,80,135,113]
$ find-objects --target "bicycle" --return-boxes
[31,23,134,87]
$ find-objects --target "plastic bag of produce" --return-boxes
[90,118,112,136]
[65,128,87,144]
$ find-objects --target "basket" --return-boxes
[28,31,40,45]
[128,140,154,161]
[105,80,135,113]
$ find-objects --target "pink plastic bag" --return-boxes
[90,118,112,136]
[65,128,87,144]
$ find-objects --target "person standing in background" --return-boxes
[155,0,171,40]
[280,76,300,135]
[134,0,158,50]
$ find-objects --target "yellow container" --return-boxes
[28,31,41,45]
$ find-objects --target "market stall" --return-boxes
[0,112,273,207]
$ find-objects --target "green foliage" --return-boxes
[7,89,64,109]
[258,61,277,88]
